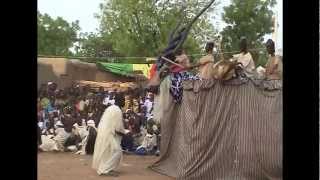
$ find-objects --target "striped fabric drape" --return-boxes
[150,77,282,180]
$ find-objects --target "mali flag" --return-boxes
[97,62,154,79]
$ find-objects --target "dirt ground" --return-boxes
[38,152,173,180]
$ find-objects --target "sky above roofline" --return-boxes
[38,0,282,51]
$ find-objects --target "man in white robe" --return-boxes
[92,97,128,176]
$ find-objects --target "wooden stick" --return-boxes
[160,56,185,68]
[185,61,213,70]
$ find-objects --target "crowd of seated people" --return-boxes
[38,82,160,156]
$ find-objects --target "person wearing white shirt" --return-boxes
[108,98,115,105]
[143,94,154,121]
[136,132,157,154]
[232,37,255,76]
[102,95,110,106]
[103,91,116,106]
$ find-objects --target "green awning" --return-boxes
[96,62,134,77]
[96,62,153,79]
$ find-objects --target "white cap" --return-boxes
[55,121,63,126]
[152,124,158,131]
[87,120,95,127]
[146,133,153,138]
[147,115,154,121]
[256,66,266,72]
[38,122,44,129]
[73,123,79,128]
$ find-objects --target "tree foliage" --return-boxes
[75,32,115,57]
[96,0,219,57]
[220,0,276,62]
[37,11,80,56]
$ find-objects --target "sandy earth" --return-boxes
[38,152,173,180]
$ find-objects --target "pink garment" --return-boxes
[170,65,185,73]
[75,102,80,112]
[169,54,190,73]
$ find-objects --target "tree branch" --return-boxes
[133,11,143,37]
[174,0,216,52]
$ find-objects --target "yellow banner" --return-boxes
[132,64,152,78]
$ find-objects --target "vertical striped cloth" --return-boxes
[150,77,282,180]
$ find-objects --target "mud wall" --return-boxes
[38,58,136,89]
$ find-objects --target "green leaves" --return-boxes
[37,11,80,56]
[38,1,218,60]
[220,0,275,62]
[97,0,218,58]
[75,33,111,57]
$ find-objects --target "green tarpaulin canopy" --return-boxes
[96,62,153,78]
[97,62,133,76]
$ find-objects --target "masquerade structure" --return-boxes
[148,0,216,88]
[147,1,282,179]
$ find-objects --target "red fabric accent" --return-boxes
[75,102,80,112]
[149,64,157,79]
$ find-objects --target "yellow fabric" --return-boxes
[123,96,132,112]
[133,64,152,78]
[132,98,140,113]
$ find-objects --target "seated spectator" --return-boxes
[54,121,71,151]
[64,124,83,152]
[121,111,135,152]
[37,82,159,157]
[127,110,141,134]
[40,92,50,111]
[121,132,134,152]
[135,128,157,155]
[124,94,132,112]
[144,92,154,122]
[132,98,140,114]
[39,121,70,152]
[39,134,58,152]
[75,120,97,155]
[54,90,66,107]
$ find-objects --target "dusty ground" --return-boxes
[38,152,173,180]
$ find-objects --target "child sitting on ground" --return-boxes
[135,127,157,155]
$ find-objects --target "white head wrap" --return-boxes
[55,121,63,127]
[87,120,95,128]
